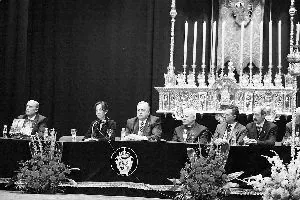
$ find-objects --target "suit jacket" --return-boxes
[212,122,247,145]
[125,115,162,141]
[246,121,277,145]
[285,121,300,138]
[172,122,210,143]
[84,119,116,140]
[18,114,47,135]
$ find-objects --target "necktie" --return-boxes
[139,121,145,135]
[227,124,232,133]
[257,126,262,138]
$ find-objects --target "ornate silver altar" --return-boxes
[155,0,296,120]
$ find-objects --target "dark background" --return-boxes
[0,0,299,139]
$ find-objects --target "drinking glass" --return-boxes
[183,129,187,142]
[71,129,77,142]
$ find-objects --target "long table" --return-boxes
[0,138,293,185]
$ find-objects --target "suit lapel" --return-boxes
[253,123,258,139]
[260,121,269,140]
[142,116,151,135]
[229,123,238,141]
[220,123,227,139]
[133,118,139,134]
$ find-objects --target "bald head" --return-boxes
[25,100,39,117]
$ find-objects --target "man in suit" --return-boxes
[17,100,47,136]
[172,108,210,143]
[124,101,162,141]
[285,107,300,139]
[245,106,277,145]
[212,105,247,146]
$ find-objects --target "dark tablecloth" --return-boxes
[0,138,293,186]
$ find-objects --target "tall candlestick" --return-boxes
[184,21,188,66]
[240,21,244,69]
[269,20,272,65]
[202,21,206,65]
[296,22,300,46]
[222,21,225,67]
[278,20,281,65]
[192,21,198,65]
[259,21,263,68]
[211,21,216,65]
[250,21,253,66]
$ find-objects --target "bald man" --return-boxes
[17,100,47,136]
[245,106,277,145]
[125,101,162,141]
[172,108,210,143]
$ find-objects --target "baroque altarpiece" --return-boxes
[155,0,298,120]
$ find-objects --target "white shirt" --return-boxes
[227,122,237,133]
[27,115,36,121]
[256,120,265,128]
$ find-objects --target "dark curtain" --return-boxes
[0,0,298,139]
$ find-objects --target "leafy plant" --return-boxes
[12,134,71,193]
[175,145,230,200]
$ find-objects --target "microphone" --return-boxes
[91,120,99,139]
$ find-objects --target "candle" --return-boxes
[259,21,263,67]
[269,20,272,65]
[240,21,244,67]
[250,21,253,66]
[296,22,300,46]
[184,21,188,66]
[222,21,225,67]
[192,21,198,65]
[211,21,216,65]
[278,20,281,65]
[202,21,206,65]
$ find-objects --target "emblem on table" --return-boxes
[110,147,138,176]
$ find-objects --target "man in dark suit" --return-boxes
[245,106,277,145]
[212,105,247,146]
[285,107,300,139]
[172,108,210,143]
[124,101,162,141]
[17,100,47,136]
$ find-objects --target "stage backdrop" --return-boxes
[0,0,299,139]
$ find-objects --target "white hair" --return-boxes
[183,107,196,119]
[27,100,39,109]
[137,101,150,110]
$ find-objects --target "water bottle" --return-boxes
[121,128,126,141]
[44,128,49,139]
[3,125,8,139]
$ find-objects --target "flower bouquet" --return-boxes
[174,146,229,200]
[247,150,300,200]
[12,133,71,193]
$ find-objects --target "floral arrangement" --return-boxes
[248,150,300,200]
[12,132,71,193]
[174,145,229,200]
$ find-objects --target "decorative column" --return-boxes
[164,0,177,87]
[287,0,299,159]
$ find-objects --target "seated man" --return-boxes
[212,105,247,146]
[124,101,161,141]
[245,106,277,145]
[172,108,210,143]
[17,100,47,136]
[285,107,300,139]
